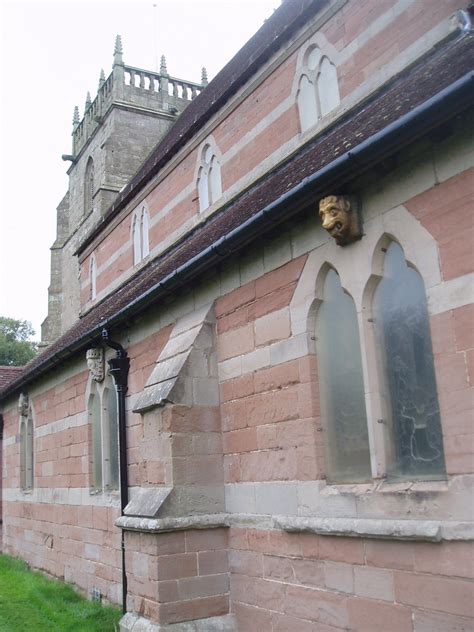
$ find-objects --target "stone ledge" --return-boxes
[274,516,474,542]
[115,511,474,541]
[115,513,230,533]
[120,613,237,632]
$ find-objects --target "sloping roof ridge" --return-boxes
[77,0,326,255]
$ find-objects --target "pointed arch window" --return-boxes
[373,241,446,479]
[89,378,119,492]
[90,255,97,300]
[84,157,95,216]
[297,45,340,132]
[315,269,371,482]
[197,144,222,212]
[19,400,34,491]
[133,206,150,264]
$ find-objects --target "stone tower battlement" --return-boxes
[69,36,206,161]
[42,35,206,345]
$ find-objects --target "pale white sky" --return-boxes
[0,0,277,339]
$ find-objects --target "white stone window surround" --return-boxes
[85,373,120,495]
[19,400,35,492]
[294,33,341,134]
[89,254,97,300]
[195,138,223,213]
[131,203,150,265]
[291,204,444,482]
[84,156,95,217]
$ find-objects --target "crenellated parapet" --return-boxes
[70,36,206,159]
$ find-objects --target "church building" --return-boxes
[1,1,473,630]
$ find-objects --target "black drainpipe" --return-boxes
[101,328,130,615]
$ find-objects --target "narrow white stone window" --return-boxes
[141,207,150,258]
[89,380,119,493]
[133,206,150,264]
[19,401,34,491]
[315,269,371,483]
[90,255,97,300]
[198,144,222,212]
[84,157,95,216]
[90,389,103,490]
[373,241,446,480]
[133,214,141,264]
[297,45,340,132]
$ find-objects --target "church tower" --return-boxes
[41,36,206,344]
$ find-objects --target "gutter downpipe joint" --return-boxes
[101,327,130,615]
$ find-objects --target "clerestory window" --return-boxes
[90,255,97,300]
[132,206,150,265]
[197,144,222,212]
[84,157,95,216]
[297,45,340,133]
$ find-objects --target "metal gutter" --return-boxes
[1,70,473,401]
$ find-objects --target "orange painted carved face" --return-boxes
[319,196,352,245]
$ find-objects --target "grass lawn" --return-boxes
[0,554,121,631]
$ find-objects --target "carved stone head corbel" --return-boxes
[86,348,104,382]
[318,195,362,246]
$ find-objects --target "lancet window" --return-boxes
[19,397,34,490]
[132,206,150,264]
[310,228,446,483]
[89,380,119,492]
[373,241,445,479]
[90,255,97,300]
[315,269,371,483]
[197,144,222,212]
[297,45,340,133]
[84,157,95,216]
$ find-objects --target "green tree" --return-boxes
[0,317,38,366]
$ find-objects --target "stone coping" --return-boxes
[115,512,474,542]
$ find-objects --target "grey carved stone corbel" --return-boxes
[18,392,29,417]
[86,348,105,382]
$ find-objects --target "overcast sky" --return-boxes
[0,0,277,339]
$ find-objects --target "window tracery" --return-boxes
[197,143,222,212]
[297,45,340,132]
[296,208,447,483]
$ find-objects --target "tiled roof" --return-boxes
[0,366,23,389]
[1,30,473,401]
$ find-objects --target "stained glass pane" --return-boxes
[316,269,371,482]
[373,242,445,479]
